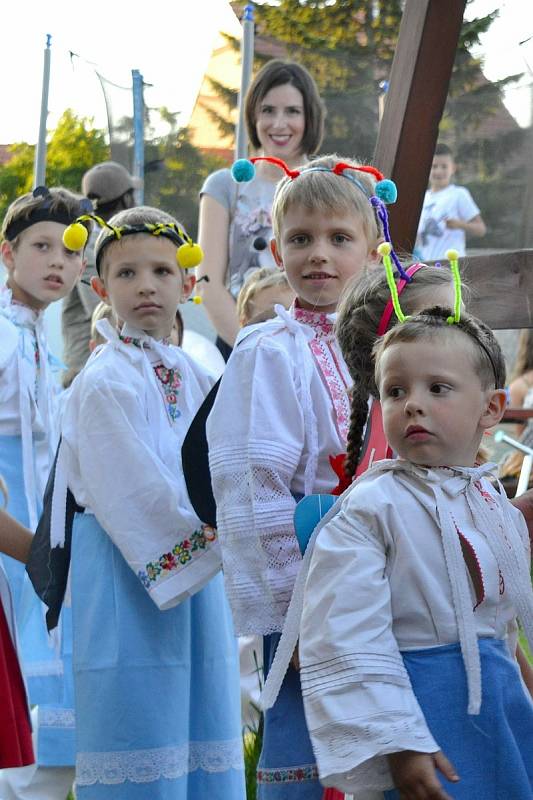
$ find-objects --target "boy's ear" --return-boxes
[1,240,15,273]
[271,239,284,270]
[90,275,108,302]
[181,273,196,303]
[479,389,507,430]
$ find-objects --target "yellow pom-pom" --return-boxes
[63,222,88,251]
[377,242,392,257]
[192,295,203,305]
[446,248,459,261]
[177,242,204,269]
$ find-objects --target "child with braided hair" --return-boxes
[337,263,457,481]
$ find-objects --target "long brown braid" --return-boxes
[337,265,461,479]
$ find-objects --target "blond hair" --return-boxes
[271,155,380,245]
[237,267,291,326]
[90,301,116,344]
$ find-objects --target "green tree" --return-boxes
[0,109,109,219]
[215,2,516,160]
[142,107,226,239]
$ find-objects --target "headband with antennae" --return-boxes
[377,243,463,328]
[231,155,410,282]
[62,214,204,275]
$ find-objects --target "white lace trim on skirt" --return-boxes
[76,738,244,785]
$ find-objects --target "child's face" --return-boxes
[92,234,194,340]
[271,205,377,314]
[429,155,455,190]
[377,335,505,467]
[1,221,85,310]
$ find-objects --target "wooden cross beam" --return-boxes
[372,0,533,330]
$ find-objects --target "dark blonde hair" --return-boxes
[2,188,91,247]
[95,206,186,278]
[236,267,291,325]
[337,265,459,478]
[245,59,325,156]
[374,307,505,392]
[272,154,380,245]
[511,329,533,382]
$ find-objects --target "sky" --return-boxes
[0,1,532,146]
[0,0,241,144]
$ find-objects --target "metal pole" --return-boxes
[235,4,255,160]
[33,34,52,188]
[132,69,144,204]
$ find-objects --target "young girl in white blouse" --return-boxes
[298,306,533,799]
[0,186,91,800]
[53,207,245,799]
[207,154,398,798]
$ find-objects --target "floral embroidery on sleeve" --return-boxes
[137,525,217,589]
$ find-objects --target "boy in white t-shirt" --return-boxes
[415,143,486,262]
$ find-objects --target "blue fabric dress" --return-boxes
[257,633,323,799]
[384,639,533,799]
[0,290,76,768]
[0,434,75,768]
[71,512,245,799]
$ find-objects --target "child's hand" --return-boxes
[290,643,300,671]
[444,217,463,230]
[387,749,459,799]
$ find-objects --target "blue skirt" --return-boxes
[0,433,75,766]
[384,639,533,799]
[71,513,245,799]
[257,633,323,800]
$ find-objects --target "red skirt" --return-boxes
[0,601,34,768]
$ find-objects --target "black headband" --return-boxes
[4,187,93,242]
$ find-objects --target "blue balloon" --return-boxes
[293,494,336,554]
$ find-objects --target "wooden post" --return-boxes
[373,0,466,253]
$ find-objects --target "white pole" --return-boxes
[235,4,255,160]
[34,34,52,188]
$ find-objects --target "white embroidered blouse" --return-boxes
[283,460,533,794]
[0,286,59,528]
[207,303,352,635]
[55,321,220,610]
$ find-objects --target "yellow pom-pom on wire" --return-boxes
[63,222,88,251]
[177,242,204,269]
[377,241,392,258]
[445,249,462,324]
[191,295,203,305]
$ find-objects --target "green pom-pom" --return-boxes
[375,179,397,204]
[231,159,256,183]
[177,242,203,269]
[446,248,459,261]
[63,222,88,251]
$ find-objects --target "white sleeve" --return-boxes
[207,339,304,635]
[456,186,480,222]
[72,377,221,610]
[300,499,438,794]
